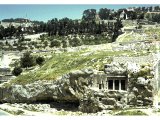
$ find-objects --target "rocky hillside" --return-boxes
[0,26,159,113]
[7,42,153,85]
[0,62,154,113]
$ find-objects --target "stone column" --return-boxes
[119,80,121,90]
[106,80,108,90]
[113,80,115,90]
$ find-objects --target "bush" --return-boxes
[62,40,67,48]
[12,67,23,76]
[44,41,48,48]
[69,37,82,47]
[36,56,45,65]
[50,40,61,47]
[20,52,35,68]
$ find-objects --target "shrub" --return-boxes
[62,40,67,48]
[44,41,48,48]
[69,37,82,47]
[20,52,35,68]
[36,56,45,65]
[50,40,61,47]
[12,67,23,76]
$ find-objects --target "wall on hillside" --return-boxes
[113,54,156,65]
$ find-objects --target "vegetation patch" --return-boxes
[115,110,148,116]
[9,49,138,85]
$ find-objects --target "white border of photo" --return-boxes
[0,0,160,120]
[0,0,159,4]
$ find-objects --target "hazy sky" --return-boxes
[0,4,154,22]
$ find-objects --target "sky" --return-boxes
[0,4,155,22]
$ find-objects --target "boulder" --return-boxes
[126,62,140,75]
[102,98,116,105]
[104,62,126,75]
[137,77,146,85]
[132,87,138,94]
[127,92,137,105]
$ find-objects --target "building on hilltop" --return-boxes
[120,10,128,20]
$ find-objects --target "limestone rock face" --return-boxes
[137,77,146,85]
[79,89,128,113]
[127,63,154,107]
[0,68,95,103]
[125,62,141,75]
[104,62,126,75]
[79,91,103,113]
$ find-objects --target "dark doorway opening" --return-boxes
[115,80,119,90]
[99,84,102,89]
[121,80,126,90]
[108,80,113,90]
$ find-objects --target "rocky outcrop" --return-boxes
[0,68,95,103]
[104,62,127,75]
[0,62,155,113]
[79,89,128,113]
[127,63,154,106]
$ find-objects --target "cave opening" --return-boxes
[34,98,80,111]
[50,100,80,111]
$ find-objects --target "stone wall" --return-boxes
[113,54,156,65]
[0,75,13,84]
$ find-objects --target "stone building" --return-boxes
[120,10,128,20]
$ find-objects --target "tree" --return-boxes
[82,9,97,21]
[112,19,123,42]
[20,52,35,68]
[12,67,23,76]
[114,19,123,30]
[16,26,23,38]
[0,26,4,39]
[137,13,145,19]
[99,8,110,20]
[5,40,8,45]
[152,14,160,23]
[145,13,152,21]
[36,56,45,65]
[155,6,160,11]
